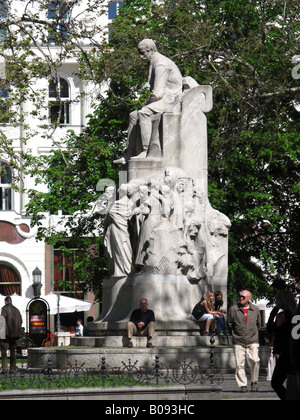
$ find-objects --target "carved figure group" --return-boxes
[98,168,212,281]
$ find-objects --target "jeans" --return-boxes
[216,316,228,334]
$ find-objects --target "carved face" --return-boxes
[105,186,115,200]
[188,222,200,239]
[138,46,153,62]
[139,186,149,200]
[175,179,186,193]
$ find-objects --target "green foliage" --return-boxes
[2,0,300,302]
[24,96,125,297]
[102,0,300,303]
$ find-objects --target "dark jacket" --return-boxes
[1,303,22,339]
[129,309,155,330]
[227,302,261,346]
[290,305,300,372]
[267,307,293,355]
[192,299,206,320]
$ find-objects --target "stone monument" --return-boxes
[88,39,231,345]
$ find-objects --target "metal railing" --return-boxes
[0,350,223,391]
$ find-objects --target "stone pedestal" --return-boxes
[90,82,230,343]
[128,157,162,181]
[89,273,228,343]
[98,273,208,323]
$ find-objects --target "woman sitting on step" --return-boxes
[191,290,222,336]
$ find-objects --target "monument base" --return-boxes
[88,273,227,341]
[95,273,218,322]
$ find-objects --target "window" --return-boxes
[0,263,21,295]
[49,77,70,125]
[53,246,83,299]
[0,85,9,124]
[0,1,8,42]
[53,244,86,332]
[108,1,124,40]
[0,161,12,211]
[48,0,69,43]
[108,1,124,20]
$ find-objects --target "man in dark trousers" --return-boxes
[0,296,22,372]
[127,298,155,348]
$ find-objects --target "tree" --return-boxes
[100,0,300,302]
[0,0,110,184]
[0,0,120,296]
[7,0,300,302]
[24,95,127,296]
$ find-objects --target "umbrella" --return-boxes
[41,292,92,314]
[0,293,30,318]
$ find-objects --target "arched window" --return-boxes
[49,77,70,125]
[0,161,12,210]
[0,263,21,295]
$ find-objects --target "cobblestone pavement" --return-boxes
[220,374,279,400]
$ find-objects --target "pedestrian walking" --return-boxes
[227,290,261,392]
[75,319,84,337]
[267,289,297,400]
[287,296,300,400]
[0,296,23,372]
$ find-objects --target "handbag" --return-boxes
[267,351,276,381]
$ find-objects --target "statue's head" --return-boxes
[138,39,157,62]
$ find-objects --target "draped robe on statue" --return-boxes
[104,196,134,277]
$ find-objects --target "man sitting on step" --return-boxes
[127,298,155,348]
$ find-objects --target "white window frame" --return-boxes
[0,161,12,211]
[48,76,71,125]
[0,84,10,125]
[48,0,69,44]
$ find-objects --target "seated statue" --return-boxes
[114,39,183,164]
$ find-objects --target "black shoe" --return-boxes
[251,382,259,392]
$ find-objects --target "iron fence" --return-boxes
[0,353,223,391]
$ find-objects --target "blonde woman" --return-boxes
[198,290,222,336]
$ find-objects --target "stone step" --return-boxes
[70,334,232,348]
[27,345,271,373]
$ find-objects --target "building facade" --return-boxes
[0,0,122,330]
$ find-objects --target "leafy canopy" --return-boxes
[4,0,299,302]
